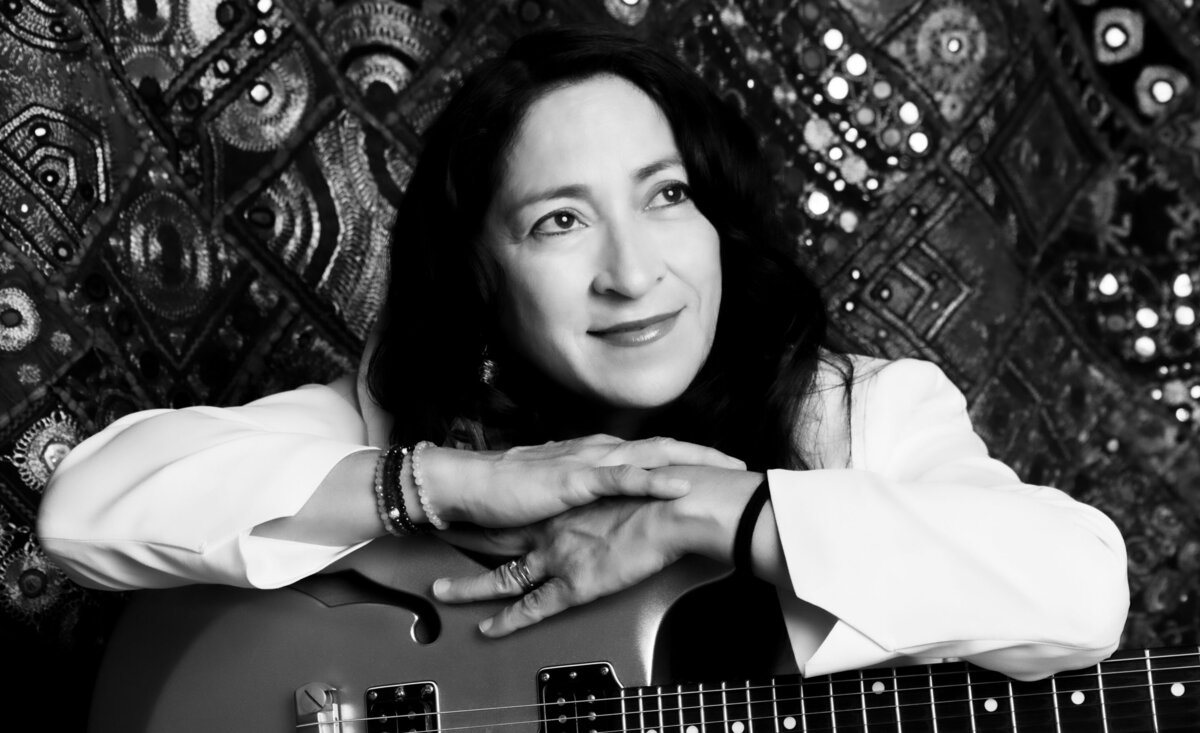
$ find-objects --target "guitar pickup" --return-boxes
[365,681,440,733]
[540,663,623,733]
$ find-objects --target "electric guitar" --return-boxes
[90,535,1197,732]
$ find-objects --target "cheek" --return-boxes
[495,260,580,356]
[690,225,723,331]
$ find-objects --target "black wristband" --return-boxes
[733,477,771,575]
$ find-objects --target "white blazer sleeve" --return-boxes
[769,358,1129,681]
[37,383,374,591]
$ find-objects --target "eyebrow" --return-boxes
[508,155,685,212]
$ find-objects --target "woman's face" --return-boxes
[483,75,722,411]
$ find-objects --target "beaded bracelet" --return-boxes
[412,440,449,530]
[373,445,419,536]
[371,448,397,536]
[373,447,405,536]
[386,445,420,536]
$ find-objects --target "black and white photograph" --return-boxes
[0,0,1196,729]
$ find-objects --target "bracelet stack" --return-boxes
[373,445,419,536]
[372,442,450,535]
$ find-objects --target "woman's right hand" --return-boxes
[419,435,746,528]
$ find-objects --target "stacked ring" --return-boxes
[505,557,537,593]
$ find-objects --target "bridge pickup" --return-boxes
[365,681,439,733]
[540,663,623,733]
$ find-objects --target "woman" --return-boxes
[38,27,1127,681]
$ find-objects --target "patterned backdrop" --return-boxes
[2,0,1198,724]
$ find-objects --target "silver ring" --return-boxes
[504,557,536,593]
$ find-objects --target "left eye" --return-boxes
[651,184,691,208]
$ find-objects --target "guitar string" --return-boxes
[295,685,1186,733]
[293,675,1199,732]
[292,652,1200,724]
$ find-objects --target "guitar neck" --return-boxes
[600,647,1200,733]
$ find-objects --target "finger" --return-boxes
[582,464,691,500]
[478,578,572,637]
[614,437,746,471]
[432,553,544,603]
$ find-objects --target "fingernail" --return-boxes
[668,478,690,493]
[478,618,493,634]
[432,579,449,597]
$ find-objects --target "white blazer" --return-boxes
[37,356,1128,681]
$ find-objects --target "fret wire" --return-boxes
[722,681,729,733]
[1096,660,1109,733]
[744,680,754,733]
[1007,679,1016,732]
[827,678,836,733]
[639,683,646,733]
[770,678,781,733]
[892,670,901,733]
[1144,649,1159,733]
[965,668,977,733]
[700,682,707,733]
[678,685,685,733]
[928,667,939,733]
[1051,672,1062,733]
[858,670,868,732]
[799,675,808,733]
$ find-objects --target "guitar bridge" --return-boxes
[365,680,440,733]
[540,663,623,733]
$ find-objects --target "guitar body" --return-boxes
[90,535,1200,732]
[89,535,741,733]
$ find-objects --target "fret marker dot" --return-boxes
[984,698,998,713]
[872,681,886,694]
[783,716,797,730]
[688,726,700,733]
[732,722,745,733]
[648,728,658,733]
[1171,682,1185,697]
[1071,690,1085,705]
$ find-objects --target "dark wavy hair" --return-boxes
[368,25,850,471]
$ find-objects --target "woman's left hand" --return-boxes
[431,466,765,637]
[432,498,681,637]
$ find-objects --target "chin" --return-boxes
[591,371,697,410]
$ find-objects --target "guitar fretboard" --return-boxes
[599,646,1200,733]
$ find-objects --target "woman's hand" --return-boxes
[432,498,682,637]
[421,435,745,528]
[432,466,767,637]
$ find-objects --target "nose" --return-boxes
[591,219,666,298]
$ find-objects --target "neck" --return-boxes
[497,360,664,442]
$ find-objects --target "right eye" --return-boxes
[531,211,585,237]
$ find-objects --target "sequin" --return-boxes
[0,544,70,621]
[7,410,81,490]
[0,288,39,351]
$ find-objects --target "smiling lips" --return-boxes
[588,308,684,347]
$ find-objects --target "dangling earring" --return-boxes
[478,345,497,385]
